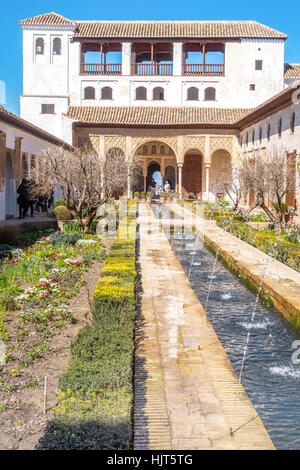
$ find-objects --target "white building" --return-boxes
[19,12,290,141]
[15,12,300,204]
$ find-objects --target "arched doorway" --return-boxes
[5,153,15,218]
[210,150,232,199]
[147,162,162,190]
[165,166,175,190]
[182,150,203,196]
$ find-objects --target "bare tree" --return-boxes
[222,164,244,211]
[30,145,141,232]
[241,146,295,233]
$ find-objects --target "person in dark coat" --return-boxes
[17,179,29,219]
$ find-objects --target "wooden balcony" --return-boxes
[80,63,122,75]
[132,63,173,76]
[183,64,224,76]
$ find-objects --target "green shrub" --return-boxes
[274,202,288,213]
[216,216,300,272]
[0,226,18,245]
[54,199,66,208]
[49,232,82,246]
[54,205,72,220]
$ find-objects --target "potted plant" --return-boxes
[146,192,153,203]
[165,192,171,203]
[54,205,73,231]
[134,192,140,201]
[140,191,147,202]
[160,192,166,203]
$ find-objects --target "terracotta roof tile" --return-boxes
[19,12,75,26]
[64,106,251,128]
[73,20,287,39]
[284,64,300,79]
[19,12,287,39]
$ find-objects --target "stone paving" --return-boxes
[134,203,275,450]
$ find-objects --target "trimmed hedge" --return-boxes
[38,202,137,450]
[216,216,300,273]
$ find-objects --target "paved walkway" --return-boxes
[170,203,300,323]
[134,204,275,450]
[0,215,56,227]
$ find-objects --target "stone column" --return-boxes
[173,42,183,76]
[127,173,132,198]
[14,137,22,182]
[122,42,132,75]
[178,164,183,199]
[205,163,210,200]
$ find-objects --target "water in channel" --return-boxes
[152,204,300,449]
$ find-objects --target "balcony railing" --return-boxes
[132,63,173,76]
[183,64,224,76]
[80,63,122,75]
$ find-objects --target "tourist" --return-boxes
[164,180,171,192]
[17,179,29,219]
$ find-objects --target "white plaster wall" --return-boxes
[20,96,69,139]
[0,120,67,221]
[240,102,300,205]
[20,23,287,140]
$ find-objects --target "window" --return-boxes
[142,145,148,154]
[53,38,62,55]
[255,60,263,70]
[278,117,282,138]
[152,87,164,101]
[250,84,255,91]
[101,87,113,100]
[135,86,147,100]
[35,38,44,55]
[151,145,156,154]
[84,86,95,100]
[160,145,165,154]
[187,87,198,101]
[291,111,296,134]
[204,87,216,101]
[267,122,271,141]
[41,104,55,114]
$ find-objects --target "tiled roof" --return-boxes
[0,106,73,149]
[19,11,75,26]
[64,106,251,128]
[19,12,287,39]
[73,21,287,39]
[284,63,300,79]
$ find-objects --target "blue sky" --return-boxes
[0,0,299,115]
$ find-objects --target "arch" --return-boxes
[153,87,164,101]
[187,87,199,101]
[5,152,14,218]
[84,86,96,100]
[210,149,232,199]
[147,161,162,190]
[135,86,147,101]
[204,87,216,101]
[101,86,113,100]
[35,37,44,55]
[182,150,203,196]
[133,138,176,157]
[164,165,175,190]
[53,37,62,55]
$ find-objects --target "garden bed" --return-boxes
[37,201,137,450]
[0,226,110,449]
